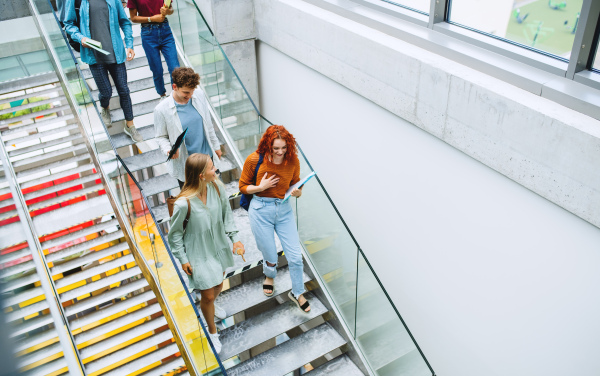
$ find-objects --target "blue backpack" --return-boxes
[240,154,264,211]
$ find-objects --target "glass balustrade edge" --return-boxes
[0,123,85,375]
[138,187,230,375]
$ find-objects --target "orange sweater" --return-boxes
[239,152,300,199]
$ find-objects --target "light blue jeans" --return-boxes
[248,196,306,297]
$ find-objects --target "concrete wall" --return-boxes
[257,40,600,376]
[254,0,600,230]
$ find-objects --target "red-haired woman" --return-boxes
[239,125,310,312]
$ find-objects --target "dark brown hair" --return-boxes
[172,67,200,89]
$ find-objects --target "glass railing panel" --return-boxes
[294,153,358,336]
[169,0,262,159]
[355,251,430,376]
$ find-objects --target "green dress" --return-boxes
[168,183,239,290]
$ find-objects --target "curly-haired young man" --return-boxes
[154,67,222,188]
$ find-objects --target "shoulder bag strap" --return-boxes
[253,154,264,186]
[183,198,191,231]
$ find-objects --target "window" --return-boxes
[382,0,430,15]
[448,0,584,60]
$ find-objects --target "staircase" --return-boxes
[0,0,435,374]
[0,77,189,375]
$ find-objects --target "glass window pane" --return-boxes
[449,0,584,59]
[383,0,430,14]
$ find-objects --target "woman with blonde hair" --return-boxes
[168,153,245,353]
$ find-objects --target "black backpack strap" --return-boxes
[252,154,264,186]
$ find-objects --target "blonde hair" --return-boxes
[176,153,222,200]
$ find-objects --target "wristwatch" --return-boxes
[147,17,151,23]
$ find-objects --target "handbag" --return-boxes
[166,182,222,230]
[240,153,264,211]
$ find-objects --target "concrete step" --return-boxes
[214,265,312,319]
[90,73,169,101]
[41,217,119,251]
[84,330,174,374]
[0,73,58,102]
[5,300,49,323]
[59,265,141,302]
[21,356,67,376]
[14,328,58,353]
[305,355,365,376]
[0,104,70,127]
[32,194,112,237]
[0,247,31,268]
[375,348,430,376]
[14,153,90,180]
[55,253,135,290]
[1,271,39,293]
[9,313,53,338]
[12,143,87,170]
[17,341,63,369]
[111,124,155,149]
[66,279,151,323]
[357,317,418,373]
[100,342,180,376]
[0,95,67,116]
[2,285,43,308]
[19,162,95,190]
[219,293,328,360]
[138,356,185,376]
[74,301,162,345]
[79,316,167,361]
[51,241,129,276]
[226,323,347,376]
[24,173,99,201]
[6,123,80,147]
[0,86,62,107]
[119,148,165,173]
[0,259,35,279]
[1,114,75,137]
[139,173,178,197]
[0,218,27,250]
[9,133,82,158]
[110,97,161,123]
[27,182,104,212]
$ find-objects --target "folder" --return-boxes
[282,171,316,203]
[167,128,189,161]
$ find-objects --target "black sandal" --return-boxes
[263,278,274,297]
[288,291,310,313]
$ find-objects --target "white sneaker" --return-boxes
[101,107,112,126]
[214,304,226,320]
[123,124,143,143]
[208,331,222,354]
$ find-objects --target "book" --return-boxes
[167,128,189,161]
[282,171,316,203]
[85,38,110,55]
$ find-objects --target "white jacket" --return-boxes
[154,91,220,182]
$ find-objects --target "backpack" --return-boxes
[240,154,264,211]
[65,0,82,53]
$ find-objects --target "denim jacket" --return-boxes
[64,0,133,65]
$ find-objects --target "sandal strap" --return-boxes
[263,284,274,290]
[300,301,310,310]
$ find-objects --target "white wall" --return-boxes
[257,41,600,376]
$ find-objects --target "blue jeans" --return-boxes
[140,21,180,96]
[248,196,306,297]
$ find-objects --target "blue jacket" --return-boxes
[64,0,133,65]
